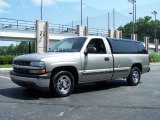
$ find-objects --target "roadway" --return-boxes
[0,63,160,120]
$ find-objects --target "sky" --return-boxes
[0,0,160,27]
[0,0,159,10]
[0,0,160,46]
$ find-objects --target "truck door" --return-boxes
[81,38,113,82]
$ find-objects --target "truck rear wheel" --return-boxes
[127,67,141,86]
[50,71,75,97]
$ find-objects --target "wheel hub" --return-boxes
[57,75,71,95]
[132,71,139,83]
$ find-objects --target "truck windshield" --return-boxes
[51,37,86,52]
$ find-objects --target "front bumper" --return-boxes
[10,70,51,90]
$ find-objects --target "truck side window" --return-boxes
[135,42,148,54]
[107,38,147,54]
[87,39,106,54]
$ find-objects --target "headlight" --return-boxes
[29,61,46,74]
[30,61,45,67]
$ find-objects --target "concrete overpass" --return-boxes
[0,27,77,48]
[0,18,159,53]
[0,18,109,53]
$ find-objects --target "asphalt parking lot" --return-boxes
[0,63,160,120]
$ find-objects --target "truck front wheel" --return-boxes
[127,67,141,86]
[50,71,75,97]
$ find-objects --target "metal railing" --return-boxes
[0,18,36,31]
[88,28,108,37]
[49,24,77,34]
[0,18,108,36]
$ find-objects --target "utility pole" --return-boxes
[151,11,157,39]
[81,0,83,26]
[113,8,115,30]
[128,0,136,35]
[87,16,88,28]
[135,2,137,31]
[128,0,136,40]
[72,21,73,33]
[151,11,158,52]
[108,12,110,31]
[41,0,43,20]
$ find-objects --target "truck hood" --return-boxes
[14,52,80,62]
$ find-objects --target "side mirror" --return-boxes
[84,47,97,55]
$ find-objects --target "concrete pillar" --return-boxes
[115,30,123,39]
[131,34,137,40]
[84,26,88,36]
[114,30,119,39]
[144,37,149,52]
[36,20,49,53]
[108,29,114,38]
[46,22,49,52]
[76,25,87,36]
[154,39,159,53]
[119,31,122,39]
[108,30,122,39]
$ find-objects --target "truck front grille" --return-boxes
[13,60,30,74]
[14,61,30,66]
[14,67,30,73]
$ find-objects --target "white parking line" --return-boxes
[0,76,10,80]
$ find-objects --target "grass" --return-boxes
[0,64,12,68]
[149,53,160,62]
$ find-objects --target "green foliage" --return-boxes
[0,55,15,65]
[0,64,12,68]
[149,53,160,62]
[118,16,160,43]
[0,41,35,65]
[0,41,35,55]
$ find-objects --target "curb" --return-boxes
[150,63,160,65]
[0,68,13,71]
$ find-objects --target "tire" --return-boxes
[127,67,141,86]
[50,71,75,97]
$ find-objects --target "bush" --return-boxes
[0,55,15,65]
[149,53,160,62]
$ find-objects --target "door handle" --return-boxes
[104,57,109,61]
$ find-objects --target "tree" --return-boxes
[7,44,15,55]
[17,41,29,54]
[0,41,35,55]
[136,16,153,40]
[118,16,160,43]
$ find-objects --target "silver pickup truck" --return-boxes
[10,36,150,97]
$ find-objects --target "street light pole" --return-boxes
[87,16,88,28]
[135,2,136,31]
[128,0,136,37]
[132,1,134,34]
[151,11,157,39]
[81,0,82,26]
[108,12,110,31]
[113,8,115,30]
[41,0,43,20]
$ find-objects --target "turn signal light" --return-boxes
[29,69,46,74]
[38,69,46,74]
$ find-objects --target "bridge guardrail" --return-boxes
[0,18,108,37]
[49,24,77,34]
[0,18,36,31]
[88,28,108,37]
